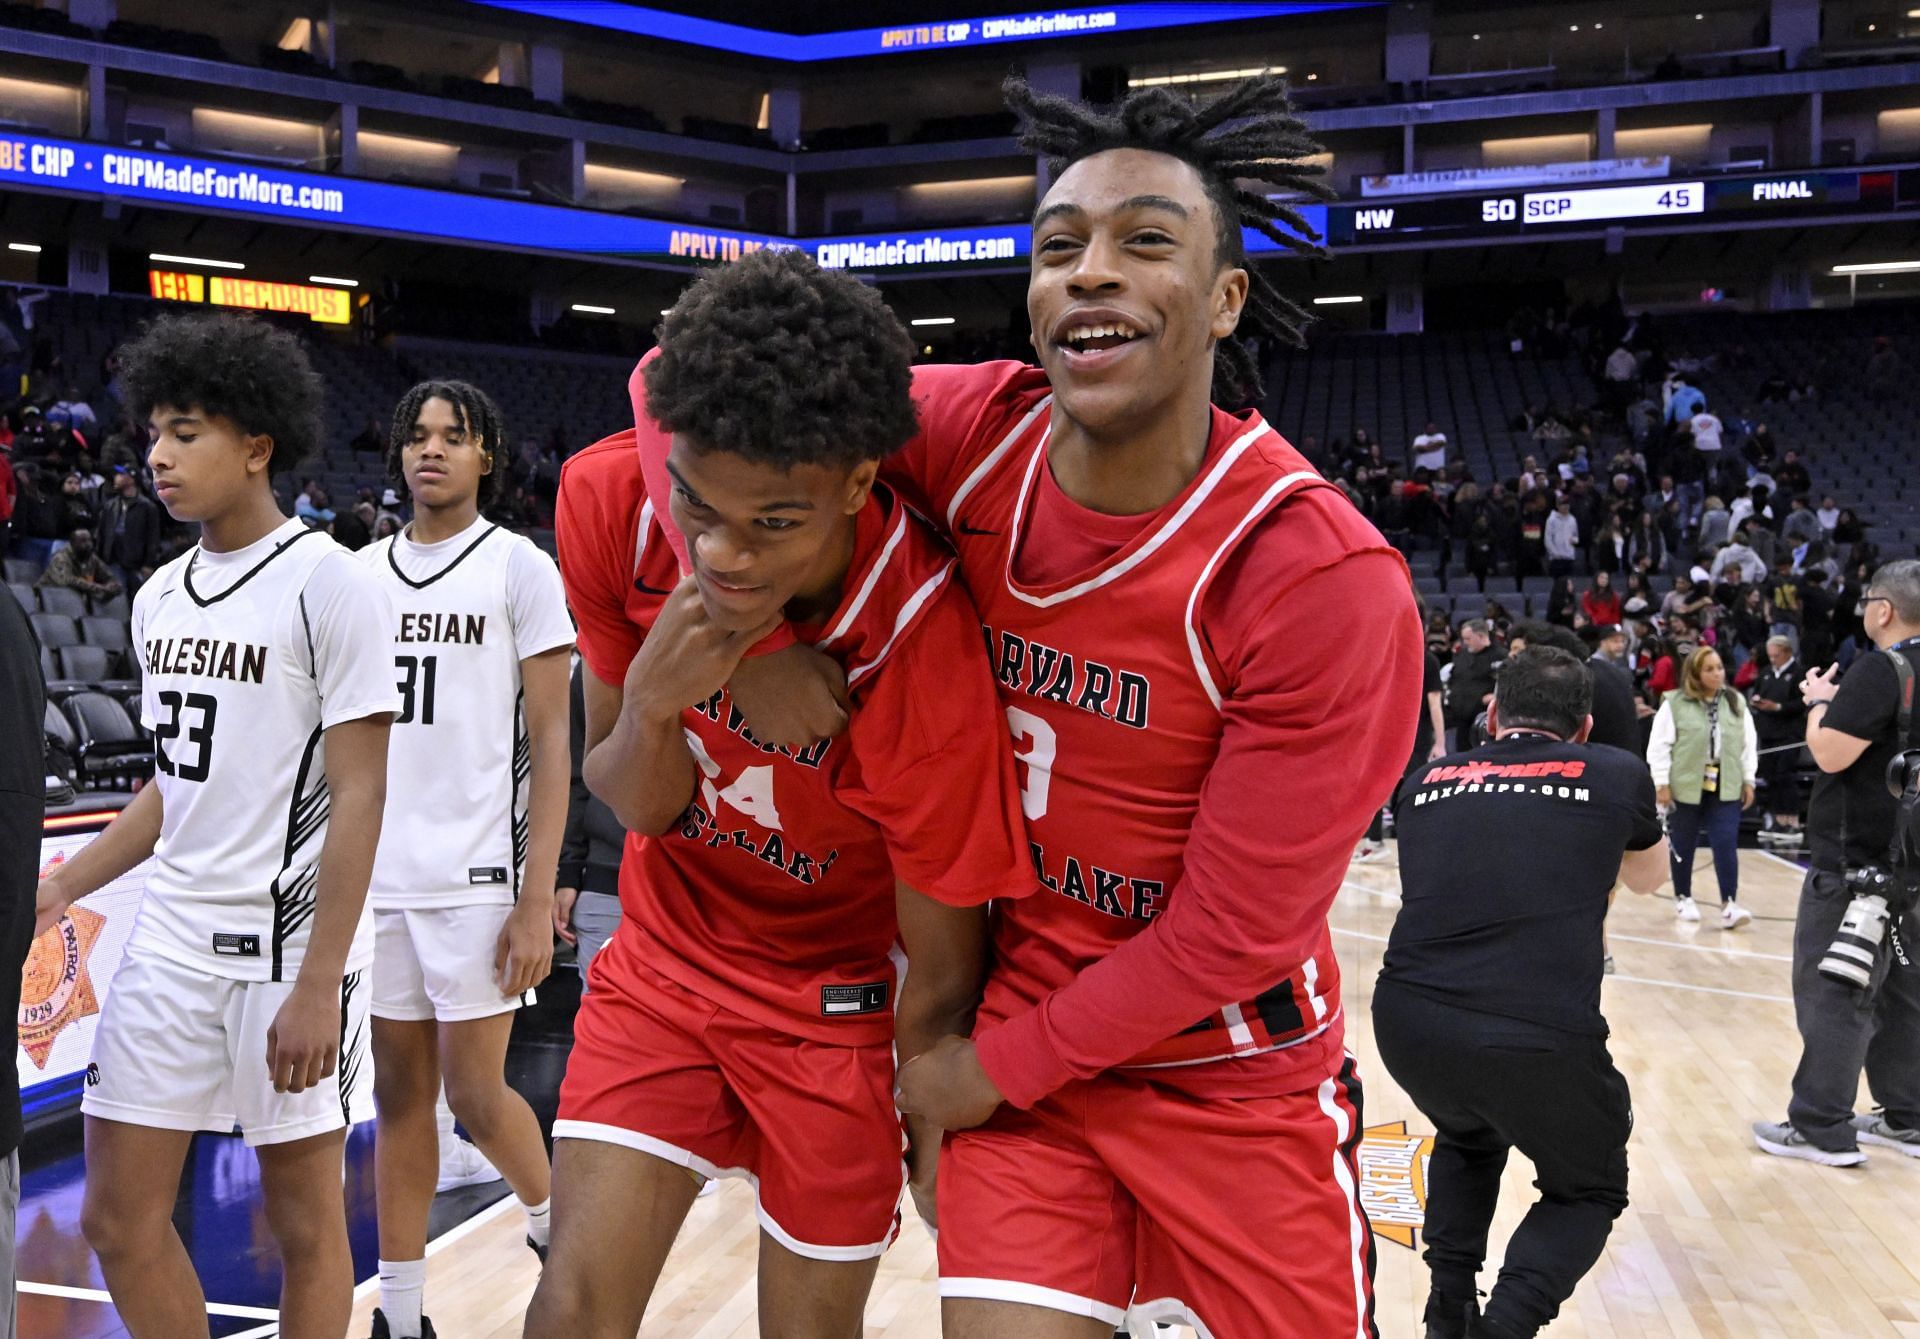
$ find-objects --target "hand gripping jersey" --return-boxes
[131,518,401,982]
[361,518,575,910]
[557,431,1033,1048]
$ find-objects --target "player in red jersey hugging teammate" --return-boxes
[521,249,1035,1339]
[642,75,1424,1337]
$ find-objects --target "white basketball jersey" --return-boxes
[362,518,574,910]
[132,518,402,983]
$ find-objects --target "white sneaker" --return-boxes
[1852,1112,1920,1158]
[437,1136,503,1193]
[1752,1119,1867,1166]
[1721,901,1753,930]
[1675,897,1701,922]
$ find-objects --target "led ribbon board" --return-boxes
[0,130,1326,273]
[149,270,353,323]
[460,2,1381,60]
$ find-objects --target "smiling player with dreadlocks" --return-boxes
[629,73,1422,1335]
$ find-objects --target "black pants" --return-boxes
[1373,982,1631,1338]
[1787,868,1920,1149]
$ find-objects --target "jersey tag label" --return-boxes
[212,933,261,958]
[469,867,509,885]
[821,982,889,1016]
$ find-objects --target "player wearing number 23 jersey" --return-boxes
[84,516,399,1142]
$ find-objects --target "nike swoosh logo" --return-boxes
[634,579,671,595]
[959,524,998,536]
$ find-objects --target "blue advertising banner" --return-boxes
[461,2,1379,61]
[0,130,1328,274]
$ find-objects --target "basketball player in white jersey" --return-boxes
[33,313,399,1339]
[362,381,573,1339]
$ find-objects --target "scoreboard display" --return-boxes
[1325,165,1917,246]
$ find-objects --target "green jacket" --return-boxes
[1664,690,1749,805]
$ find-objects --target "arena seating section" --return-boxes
[13,286,1920,791]
[1264,304,1920,623]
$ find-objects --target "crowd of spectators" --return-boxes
[1326,307,1906,839]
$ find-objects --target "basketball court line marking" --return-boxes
[15,1279,278,1319]
[1328,927,1793,1002]
[19,1185,520,1339]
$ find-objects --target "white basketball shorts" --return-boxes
[371,903,535,1024]
[82,948,373,1147]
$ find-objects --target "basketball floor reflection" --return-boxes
[14,975,580,1338]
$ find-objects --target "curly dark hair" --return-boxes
[644,248,918,470]
[117,312,323,477]
[1004,73,1332,405]
[387,379,506,509]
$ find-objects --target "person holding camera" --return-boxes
[1375,648,1669,1339]
[1754,559,1920,1165]
[1648,647,1757,929]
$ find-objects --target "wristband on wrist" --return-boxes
[1806,697,1833,709]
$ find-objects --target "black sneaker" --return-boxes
[1424,1290,1481,1339]
[528,1233,548,1265]
[369,1310,437,1339]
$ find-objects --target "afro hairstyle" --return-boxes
[644,247,918,471]
[116,312,323,478]
[1004,72,1332,405]
[386,379,507,510]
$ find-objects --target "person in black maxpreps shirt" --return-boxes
[1374,647,1669,1339]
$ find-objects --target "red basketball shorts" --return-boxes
[938,1054,1377,1337]
[553,945,905,1260]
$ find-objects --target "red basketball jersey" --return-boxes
[557,428,1034,1047]
[897,365,1350,1071]
[626,360,1418,1094]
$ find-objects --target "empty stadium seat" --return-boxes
[36,586,87,619]
[90,592,130,620]
[55,644,112,683]
[61,691,154,785]
[30,613,79,649]
[80,617,130,654]
[3,558,40,584]
[5,582,33,613]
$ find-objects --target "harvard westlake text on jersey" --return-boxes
[673,688,841,886]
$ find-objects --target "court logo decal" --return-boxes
[1360,1120,1435,1249]
[19,899,105,1069]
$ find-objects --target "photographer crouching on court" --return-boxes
[1754,558,1920,1167]
[1374,647,1669,1339]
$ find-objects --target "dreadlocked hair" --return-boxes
[646,247,918,469]
[387,380,507,510]
[1004,72,1332,405]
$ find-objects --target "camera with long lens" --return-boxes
[1818,867,1899,989]
[1818,750,1920,989]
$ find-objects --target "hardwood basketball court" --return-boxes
[344,847,1920,1339]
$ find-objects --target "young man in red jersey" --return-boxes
[638,77,1423,1337]
[521,249,1034,1339]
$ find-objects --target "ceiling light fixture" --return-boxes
[571,303,616,314]
[308,275,357,287]
[149,252,244,270]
